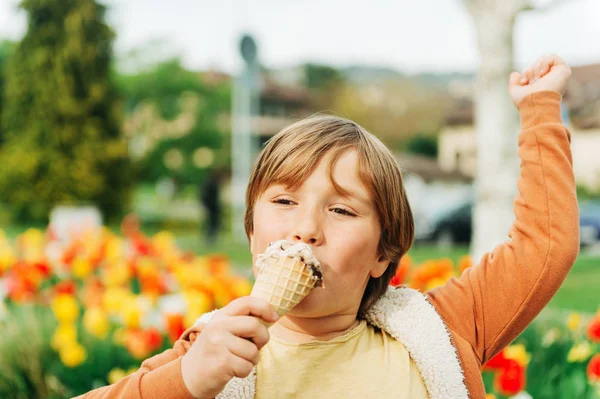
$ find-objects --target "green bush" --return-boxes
[0,0,132,223]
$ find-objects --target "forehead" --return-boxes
[265,147,373,200]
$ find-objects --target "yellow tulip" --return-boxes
[183,291,212,327]
[567,312,581,332]
[0,246,15,272]
[184,312,199,329]
[107,368,127,384]
[52,294,80,323]
[22,228,45,248]
[486,394,497,399]
[504,344,531,366]
[59,342,87,367]
[103,287,133,315]
[83,307,110,339]
[112,327,127,346]
[102,261,131,287]
[105,236,123,261]
[231,278,252,297]
[136,257,156,277]
[425,277,448,291]
[153,231,175,253]
[185,292,211,315]
[121,299,142,329]
[51,323,78,350]
[72,257,92,279]
[567,341,592,363]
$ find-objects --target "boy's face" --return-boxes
[250,149,389,318]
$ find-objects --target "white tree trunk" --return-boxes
[469,7,521,262]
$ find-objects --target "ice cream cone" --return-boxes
[251,255,319,319]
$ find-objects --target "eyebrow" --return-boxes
[337,187,372,208]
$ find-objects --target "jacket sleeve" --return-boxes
[73,326,203,399]
[427,90,580,365]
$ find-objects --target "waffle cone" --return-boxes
[251,256,318,318]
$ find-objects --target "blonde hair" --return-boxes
[244,115,414,315]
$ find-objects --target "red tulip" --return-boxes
[390,276,402,287]
[587,354,600,384]
[144,327,163,352]
[586,316,600,343]
[55,280,77,295]
[483,350,509,370]
[494,359,526,396]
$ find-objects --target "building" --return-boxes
[438,64,600,191]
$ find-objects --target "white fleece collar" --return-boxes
[195,287,468,399]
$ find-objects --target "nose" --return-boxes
[291,208,323,246]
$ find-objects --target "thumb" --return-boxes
[509,72,523,88]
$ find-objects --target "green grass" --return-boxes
[548,254,600,313]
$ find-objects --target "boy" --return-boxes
[79,55,579,398]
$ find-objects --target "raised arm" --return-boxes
[427,55,579,365]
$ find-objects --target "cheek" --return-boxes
[328,224,381,277]
[250,204,288,266]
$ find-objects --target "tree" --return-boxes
[462,0,567,261]
[117,58,231,185]
[0,0,131,222]
[304,63,344,90]
[0,41,14,145]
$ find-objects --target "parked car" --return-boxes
[579,200,600,247]
[416,199,600,248]
[415,201,472,247]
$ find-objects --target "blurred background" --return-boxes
[0,1,599,398]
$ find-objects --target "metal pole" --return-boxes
[231,34,260,242]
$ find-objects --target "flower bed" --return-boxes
[0,224,251,398]
[0,226,598,398]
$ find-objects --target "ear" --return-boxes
[370,255,390,279]
[249,232,254,253]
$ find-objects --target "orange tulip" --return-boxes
[458,255,473,275]
[165,313,186,343]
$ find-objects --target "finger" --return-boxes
[520,74,529,85]
[538,55,552,77]
[523,66,536,83]
[509,72,523,87]
[225,316,271,349]
[229,354,255,379]
[547,54,572,79]
[221,296,279,323]
[546,54,567,68]
[527,57,547,82]
[227,334,261,365]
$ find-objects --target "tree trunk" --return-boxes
[470,9,520,262]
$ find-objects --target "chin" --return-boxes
[286,288,331,317]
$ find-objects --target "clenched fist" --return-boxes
[509,54,572,107]
[180,296,279,399]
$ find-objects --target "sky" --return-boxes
[0,0,599,75]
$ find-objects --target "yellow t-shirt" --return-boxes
[255,320,429,398]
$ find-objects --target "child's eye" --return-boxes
[273,198,294,205]
[331,207,356,217]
